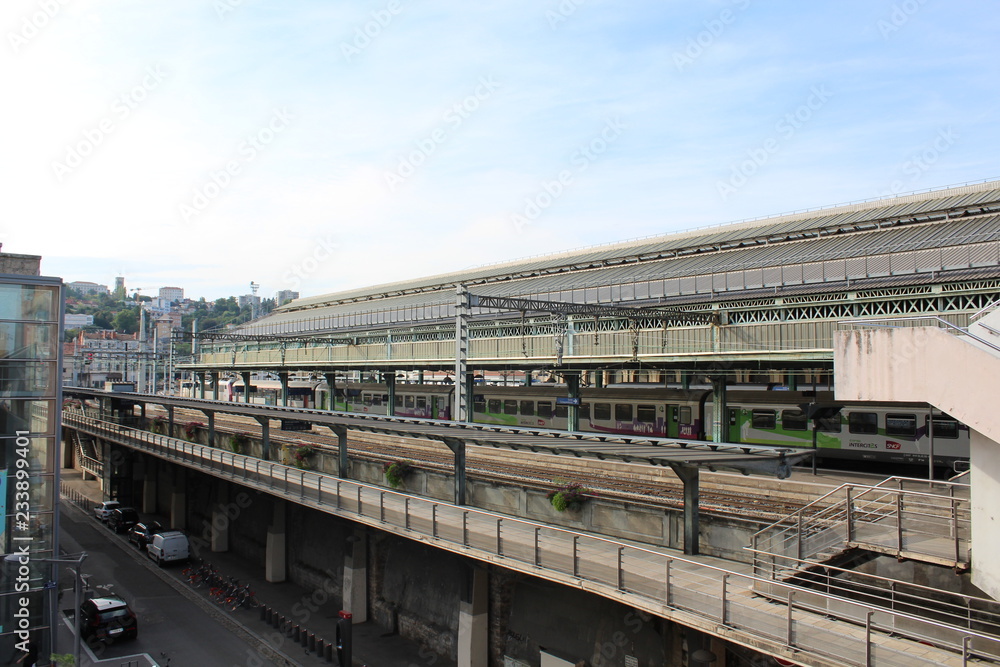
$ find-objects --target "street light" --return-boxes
[4,552,87,667]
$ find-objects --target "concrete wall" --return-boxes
[972,430,1000,600]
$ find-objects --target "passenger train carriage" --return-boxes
[208,379,969,471]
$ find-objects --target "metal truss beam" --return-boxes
[468,293,719,325]
[174,330,354,345]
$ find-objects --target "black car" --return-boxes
[79,595,138,642]
[107,508,140,534]
[127,521,164,549]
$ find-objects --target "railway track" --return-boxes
[128,405,831,521]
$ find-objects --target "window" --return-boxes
[519,400,534,416]
[615,404,633,422]
[751,409,776,430]
[579,403,590,420]
[817,415,842,433]
[636,405,656,423]
[537,401,553,419]
[362,393,373,406]
[849,412,878,434]
[416,396,427,410]
[487,399,501,414]
[678,405,692,424]
[404,395,414,408]
[932,417,959,439]
[395,395,403,407]
[554,404,567,419]
[885,413,916,437]
[782,410,808,431]
[593,403,611,421]
[371,394,382,406]
[504,400,518,415]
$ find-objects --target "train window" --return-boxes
[615,404,633,421]
[849,412,878,434]
[473,395,485,411]
[520,400,534,416]
[782,410,808,431]
[932,417,959,439]
[395,395,403,407]
[752,409,776,429]
[362,393,373,406]
[504,400,518,415]
[371,395,382,406]
[579,403,590,420]
[404,395,415,408]
[817,415,842,433]
[636,404,656,423]
[885,413,916,437]
[593,403,611,421]
[488,399,501,414]
[416,396,427,410]
[554,404,567,419]
[537,401,553,418]
[678,405,692,424]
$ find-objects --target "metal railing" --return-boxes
[750,478,970,580]
[63,411,1000,667]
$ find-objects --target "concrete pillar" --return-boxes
[385,372,396,417]
[211,486,230,553]
[342,527,368,623]
[266,500,287,583]
[170,490,186,530]
[279,371,289,407]
[211,371,219,401]
[565,372,580,433]
[457,567,488,667]
[198,372,206,399]
[142,461,157,514]
[710,376,727,443]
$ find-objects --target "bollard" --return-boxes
[301,629,309,648]
[308,633,316,652]
[260,605,268,622]
[336,610,353,667]
[324,642,333,663]
[316,638,325,657]
[292,624,300,641]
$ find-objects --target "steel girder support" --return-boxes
[241,371,252,404]
[201,410,215,447]
[166,405,174,438]
[441,437,467,506]
[668,463,700,556]
[468,293,718,325]
[710,376,727,445]
[455,286,470,422]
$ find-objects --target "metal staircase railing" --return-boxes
[750,477,970,580]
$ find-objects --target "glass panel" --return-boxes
[752,409,776,429]
[537,402,552,418]
[849,412,879,434]
[554,404,567,419]
[519,400,533,416]
[503,400,517,415]
[593,403,611,421]
[932,417,959,439]
[579,403,590,420]
[0,399,54,436]
[487,399,501,413]
[885,413,916,437]
[782,409,808,431]
[636,405,656,423]
[679,406,692,424]
[0,323,58,360]
[404,395,414,408]
[0,361,56,397]
[0,284,59,321]
[615,404,633,421]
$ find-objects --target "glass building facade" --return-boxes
[0,266,63,660]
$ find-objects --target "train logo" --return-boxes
[886,441,902,450]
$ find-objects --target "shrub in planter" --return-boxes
[150,416,166,434]
[292,445,316,469]
[229,433,249,454]
[383,460,413,488]
[547,482,591,512]
[183,421,204,441]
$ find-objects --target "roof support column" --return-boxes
[241,371,252,404]
[565,371,580,433]
[385,372,396,417]
[710,376,728,444]
[669,463,700,555]
[205,410,215,448]
[442,437,467,505]
[253,416,270,461]
[455,286,470,422]
[321,425,350,478]
[166,405,174,438]
[210,371,219,401]
[324,372,337,410]
[279,371,289,407]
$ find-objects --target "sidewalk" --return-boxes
[59,469,455,667]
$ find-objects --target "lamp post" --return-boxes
[5,552,87,667]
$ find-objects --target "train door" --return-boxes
[665,405,679,438]
[727,408,741,443]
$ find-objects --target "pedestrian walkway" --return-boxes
[60,470,454,667]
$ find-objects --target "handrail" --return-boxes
[64,411,1000,667]
[969,297,1000,322]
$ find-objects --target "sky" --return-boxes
[2,0,998,302]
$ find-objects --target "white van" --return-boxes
[146,531,189,566]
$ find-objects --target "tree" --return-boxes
[113,307,139,334]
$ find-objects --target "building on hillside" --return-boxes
[158,286,184,304]
[67,280,109,296]
[64,313,95,329]
[72,329,141,387]
[113,276,126,300]
[0,249,63,660]
[275,289,299,306]
[153,312,183,352]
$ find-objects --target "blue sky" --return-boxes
[2,0,997,301]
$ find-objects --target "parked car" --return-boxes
[93,500,120,522]
[107,507,140,534]
[79,595,138,642]
[146,531,190,566]
[127,521,164,550]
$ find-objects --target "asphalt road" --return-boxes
[58,504,264,667]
